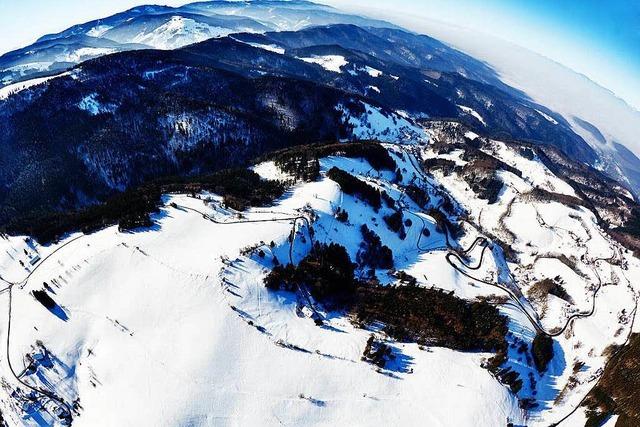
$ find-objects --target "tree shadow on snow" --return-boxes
[120,207,172,236]
[33,290,69,321]
[384,345,415,375]
[532,339,567,410]
[48,303,69,322]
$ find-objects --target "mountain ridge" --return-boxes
[0,26,605,227]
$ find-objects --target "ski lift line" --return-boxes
[174,204,314,265]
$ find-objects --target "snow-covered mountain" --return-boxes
[0,0,395,87]
[94,13,269,50]
[1,2,640,426]
[0,25,599,225]
[0,119,638,425]
[383,13,640,202]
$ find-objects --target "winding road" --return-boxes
[398,144,610,338]
[190,148,637,425]
[445,237,604,337]
[0,145,634,426]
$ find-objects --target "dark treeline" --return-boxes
[32,289,57,310]
[357,225,394,270]
[362,335,394,368]
[264,242,508,358]
[427,207,464,240]
[0,49,356,229]
[262,141,397,182]
[355,285,507,354]
[457,151,515,204]
[528,277,573,304]
[327,167,383,211]
[383,210,406,239]
[531,333,554,373]
[265,242,357,304]
[615,208,640,238]
[583,333,640,427]
[2,168,286,245]
[405,184,430,208]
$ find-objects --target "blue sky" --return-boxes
[0,0,638,109]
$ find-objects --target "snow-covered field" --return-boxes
[131,16,236,50]
[299,55,349,73]
[0,120,638,426]
[0,71,73,100]
[0,181,521,426]
[421,124,639,423]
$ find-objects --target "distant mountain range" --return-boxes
[0,0,395,87]
[408,15,640,201]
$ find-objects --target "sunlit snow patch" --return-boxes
[0,72,71,100]
[4,61,55,75]
[535,109,559,125]
[251,161,295,181]
[464,131,479,140]
[246,43,285,54]
[338,101,429,143]
[61,47,117,63]
[457,104,487,127]
[299,55,348,73]
[364,66,382,77]
[77,93,116,115]
[348,65,383,78]
[86,24,113,38]
[132,16,233,50]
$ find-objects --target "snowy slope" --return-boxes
[101,14,268,51]
[0,1,396,88]
[0,71,75,100]
[0,191,521,426]
[374,11,640,196]
[1,118,638,426]
[299,55,348,73]
[129,16,233,50]
[339,101,429,143]
[419,122,639,423]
